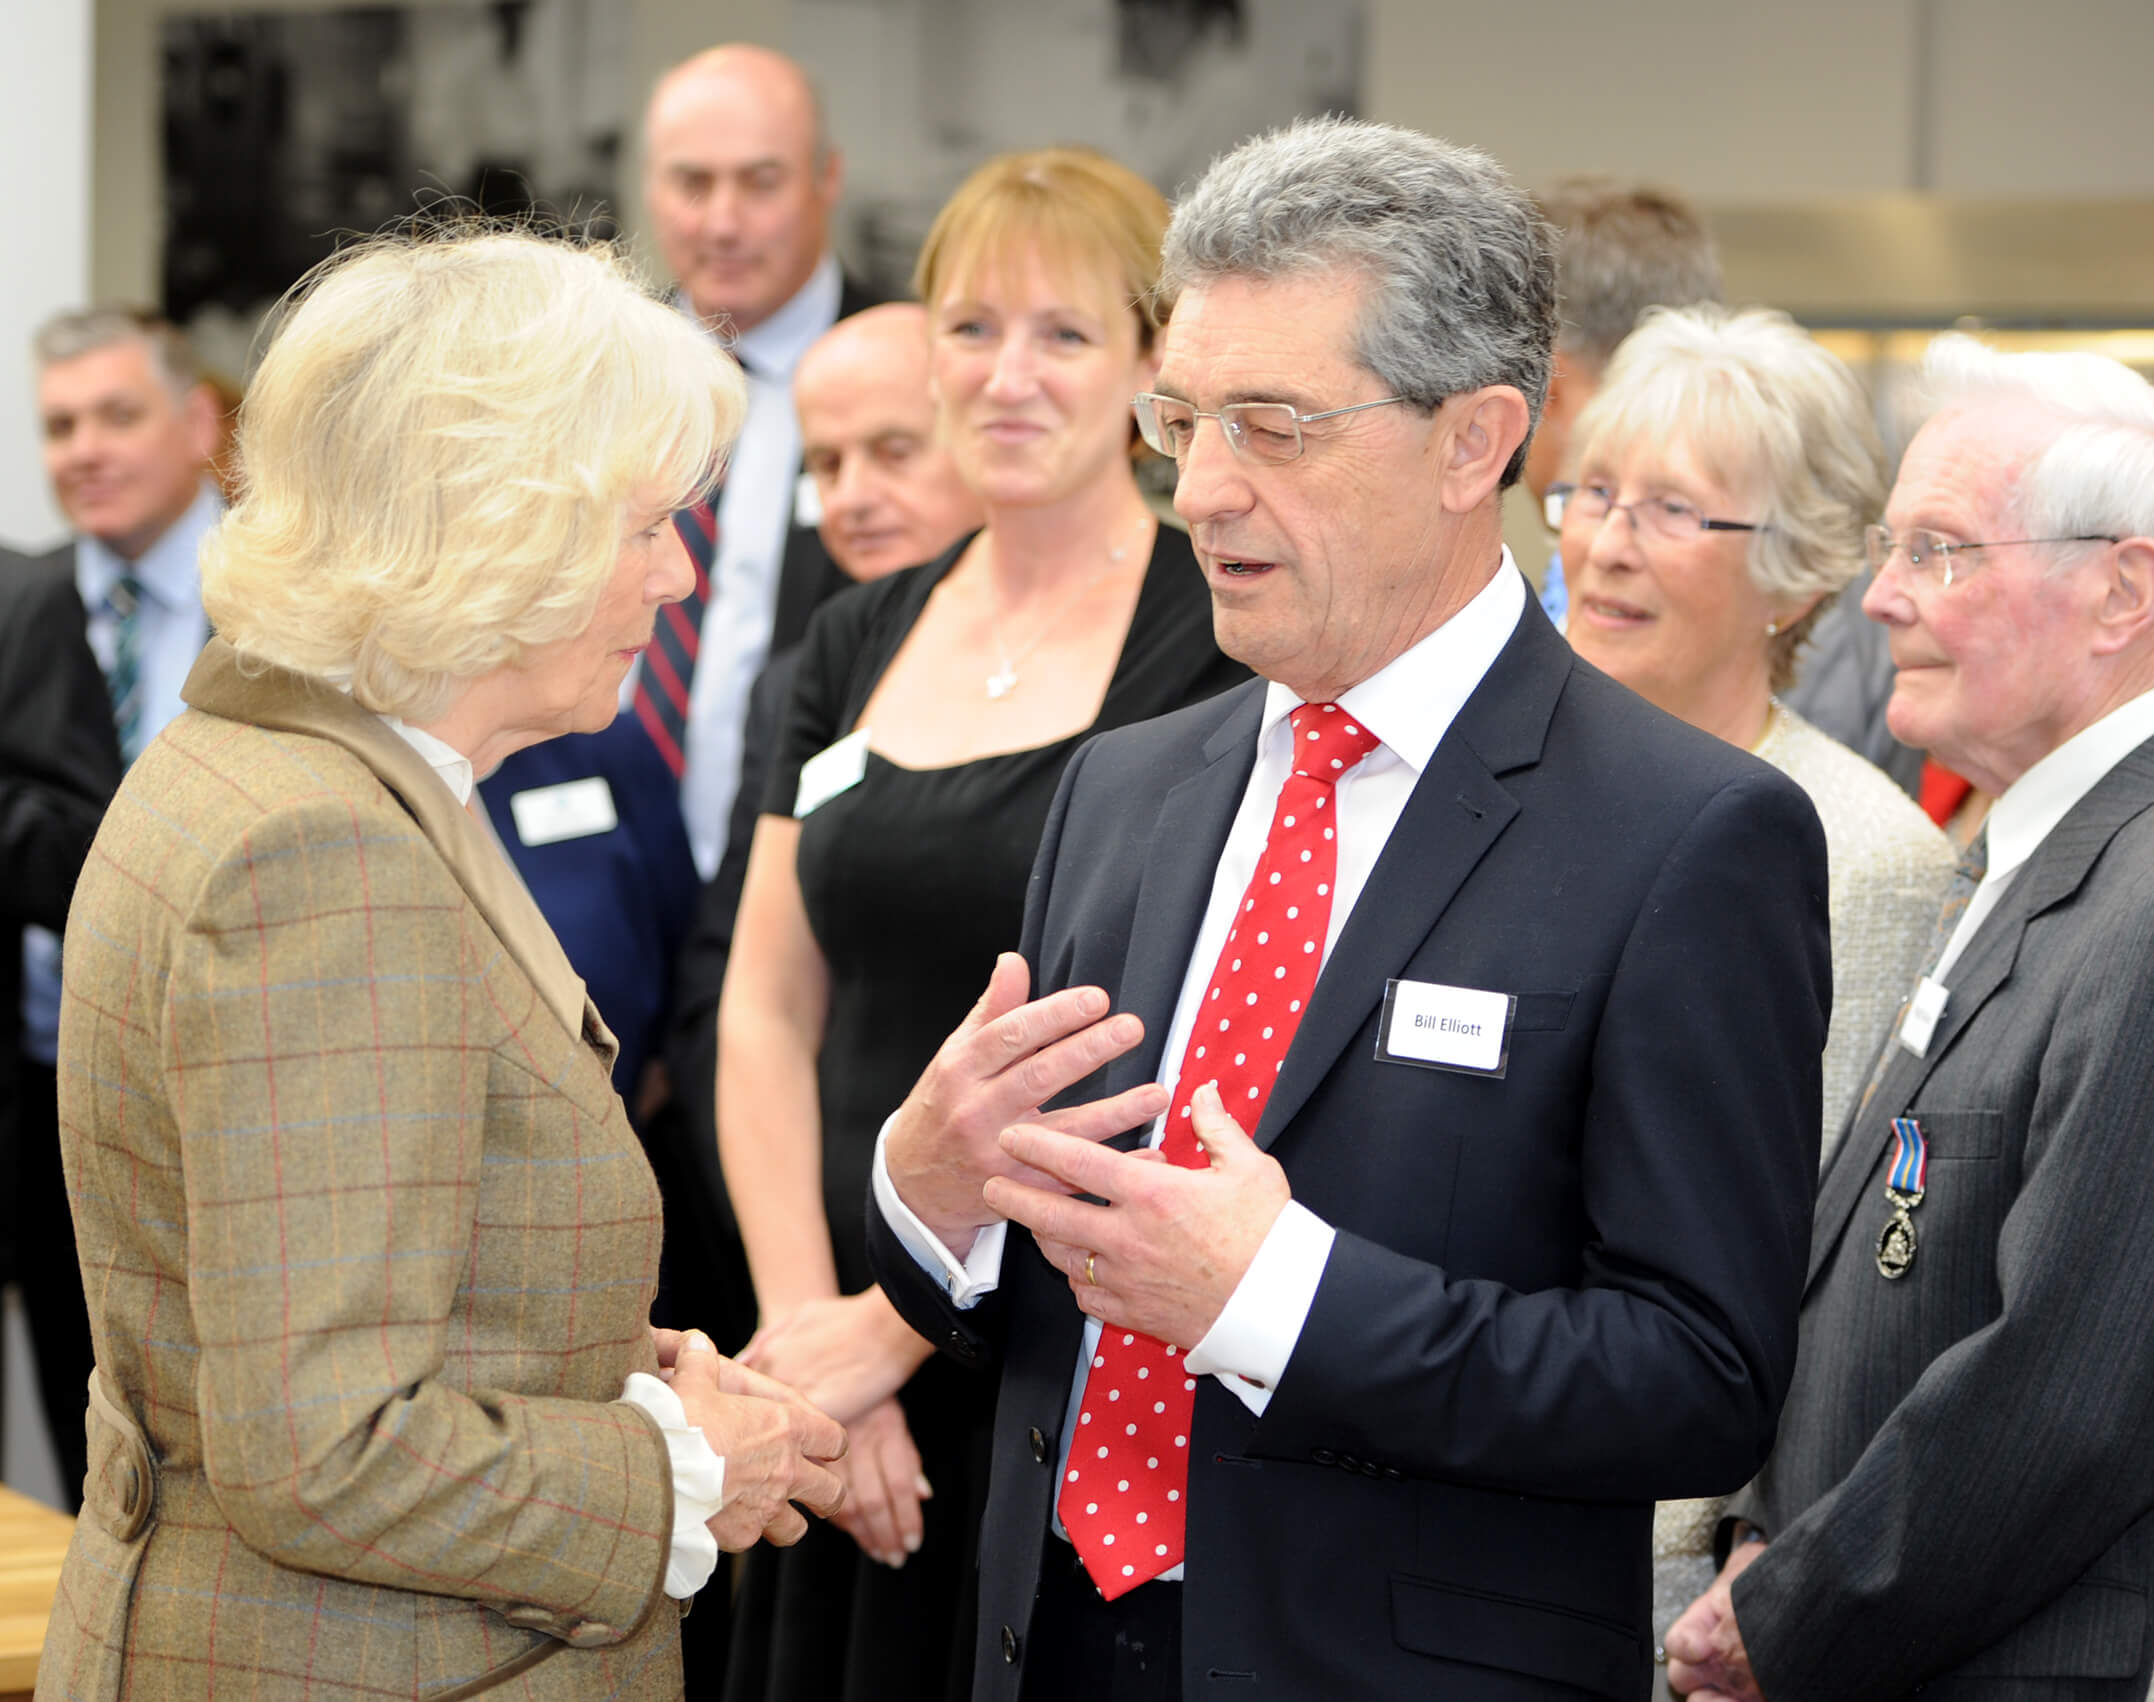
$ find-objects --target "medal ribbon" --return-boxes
[1887,1117,1928,1198]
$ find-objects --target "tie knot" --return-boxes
[1957,826,1989,886]
[1289,702,1381,780]
[108,575,145,619]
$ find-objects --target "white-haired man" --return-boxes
[1667,339,2154,1702]
[868,118,1830,1702]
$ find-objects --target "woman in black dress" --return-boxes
[715,148,1245,1701]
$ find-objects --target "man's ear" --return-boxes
[1437,385,1531,515]
[181,383,223,467]
[2092,536,2154,656]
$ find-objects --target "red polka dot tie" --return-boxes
[1057,702,1382,1598]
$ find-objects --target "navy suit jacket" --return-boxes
[1,545,122,1279]
[871,591,1832,1701]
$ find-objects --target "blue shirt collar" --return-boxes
[680,251,842,383]
[77,479,221,611]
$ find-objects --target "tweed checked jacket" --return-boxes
[38,640,684,1702]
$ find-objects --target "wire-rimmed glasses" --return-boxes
[1564,482,1768,546]
[1131,392,1410,465]
[1862,525,2119,589]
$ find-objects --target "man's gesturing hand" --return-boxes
[664,1330,848,1550]
[884,952,1170,1254]
[987,1081,1291,1352]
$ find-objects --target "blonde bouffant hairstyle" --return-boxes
[202,227,745,722]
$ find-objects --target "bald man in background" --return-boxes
[664,305,983,1331]
[633,43,882,871]
[473,51,890,1688]
[658,300,978,1677]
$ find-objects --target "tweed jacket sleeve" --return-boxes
[167,782,675,1634]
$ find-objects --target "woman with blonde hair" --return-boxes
[1557,301,1954,1666]
[41,228,843,1702]
[716,148,1246,1701]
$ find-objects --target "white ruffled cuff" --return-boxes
[621,1371,726,1598]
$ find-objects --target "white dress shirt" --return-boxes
[1934,685,2154,983]
[379,712,727,1597]
[647,255,844,878]
[20,482,219,1065]
[873,557,1527,1564]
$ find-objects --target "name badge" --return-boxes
[794,727,870,818]
[1898,975,1950,1059]
[794,471,823,528]
[1376,978,1515,1078]
[509,776,618,846]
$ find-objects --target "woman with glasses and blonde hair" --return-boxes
[715,147,1245,1702]
[1558,301,1954,1664]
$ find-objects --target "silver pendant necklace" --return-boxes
[984,532,1134,700]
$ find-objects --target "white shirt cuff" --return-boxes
[870,1111,1008,1307]
[1184,1201,1335,1416]
[620,1372,725,1598]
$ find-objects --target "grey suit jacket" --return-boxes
[1728,733,2154,1701]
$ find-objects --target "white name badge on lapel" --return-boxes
[1898,975,1951,1059]
[509,776,618,846]
[794,727,871,818]
[1376,979,1516,1078]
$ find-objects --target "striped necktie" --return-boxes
[106,573,147,764]
[631,496,716,780]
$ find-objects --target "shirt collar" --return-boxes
[77,480,221,608]
[375,714,475,806]
[1256,551,1528,775]
[1983,685,2154,881]
[711,252,843,382]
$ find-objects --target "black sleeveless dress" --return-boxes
[720,526,1246,1702]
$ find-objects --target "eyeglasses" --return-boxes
[1131,392,1411,465]
[1862,525,2119,588]
[1565,482,1768,546]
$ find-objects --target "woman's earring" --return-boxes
[1765,619,1782,637]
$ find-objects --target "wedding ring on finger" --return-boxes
[1085,1252,1099,1286]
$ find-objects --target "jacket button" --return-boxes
[1311,1448,1337,1466]
[1001,1625,1020,1664]
[565,1620,617,1649]
[1028,1427,1049,1465]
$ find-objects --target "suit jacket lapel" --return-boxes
[1804,911,2025,1289]
[1111,688,1263,1098]
[1803,736,2154,1291]
[180,640,618,1070]
[1254,602,1568,1150]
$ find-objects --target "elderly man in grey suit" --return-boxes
[1666,335,2154,1701]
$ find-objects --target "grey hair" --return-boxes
[33,306,205,400]
[1160,115,1558,487]
[1920,333,2154,549]
[1573,304,1885,692]
[1535,175,1722,370]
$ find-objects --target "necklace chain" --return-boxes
[984,528,1137,700]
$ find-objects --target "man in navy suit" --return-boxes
[868,118,1830,1702]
